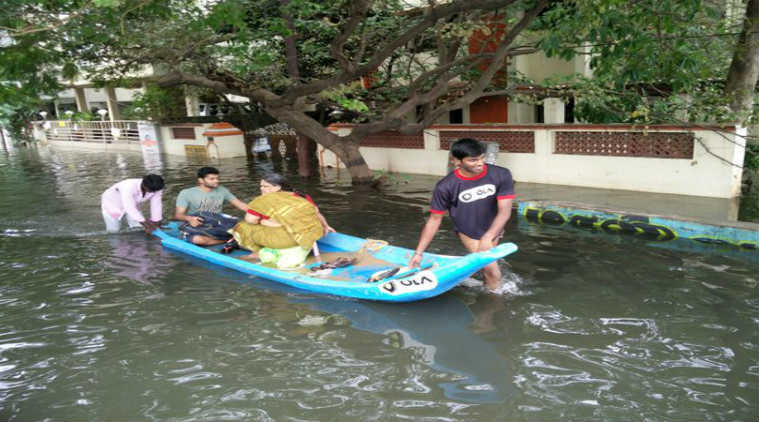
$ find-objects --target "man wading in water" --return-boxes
[409,138,515,292]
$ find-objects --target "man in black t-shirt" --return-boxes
[409,138,515,291]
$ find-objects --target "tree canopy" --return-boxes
[1,0,756,181]
[534,0,758,125]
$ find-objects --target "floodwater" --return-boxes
[0,145,756,421]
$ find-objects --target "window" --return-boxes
[172,127,196,139]
[565,97,575,123]
[449,109,463,124]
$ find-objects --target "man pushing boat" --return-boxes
[101,174,165,234]
[409,138,515,292]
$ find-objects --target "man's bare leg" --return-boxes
[191,235,226,246]
[458,232,503,291]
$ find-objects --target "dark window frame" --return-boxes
[172,127,196,139]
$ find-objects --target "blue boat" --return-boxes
[152,222,518,302]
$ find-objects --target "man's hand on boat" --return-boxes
[408,252,423,268]
[140,220,162,234]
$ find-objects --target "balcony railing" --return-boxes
[40,120,141,144]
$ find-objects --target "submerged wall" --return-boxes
[321,124,745,199]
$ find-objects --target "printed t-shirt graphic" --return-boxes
[176,186,237,215]
[430,164,515,239]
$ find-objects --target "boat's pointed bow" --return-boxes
[483,242,519,260]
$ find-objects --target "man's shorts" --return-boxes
[179,212,238,242]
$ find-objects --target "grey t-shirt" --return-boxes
[176,186,237,215]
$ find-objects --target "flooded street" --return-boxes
[0,146,756,421]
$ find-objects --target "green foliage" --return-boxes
[533,0,752,125]
[745,142,759,171]
[321,84,369,113]
[121,85,187,121]
[0,0,756,149]
[372,169,411,185]
[74,111,98,121]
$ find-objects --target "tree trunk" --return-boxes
[725,0,759,120]
[332,141,373,183]
[0,126,7,151]
[283,135,298,158]
[264,106,374,184]
[280,0,300,82]
[296,135,313,177]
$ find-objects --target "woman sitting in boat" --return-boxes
[228,173,334,265]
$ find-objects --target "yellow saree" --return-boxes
[231,191,322,253]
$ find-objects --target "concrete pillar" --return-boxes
[296,135,315,177]
[185,94,200,117]
[573,44,593,78]
[74,87,88,113]
[53,100,61,119]
[508,102,534,123]
[533,128,552,184]
[423,129,440,150]
[105,86,121,121]
[543,98,565,123]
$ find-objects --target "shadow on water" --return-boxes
[156,239,516,404]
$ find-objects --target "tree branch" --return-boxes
[330,0,372,72]
[1,1,94,36]
[274,0,519,106]
[280,0,301,81]
[417,0,549,128]
[725,0,759,117]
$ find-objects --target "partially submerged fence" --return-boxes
[36,120,141,144]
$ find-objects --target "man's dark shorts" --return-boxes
[179,211,238,242]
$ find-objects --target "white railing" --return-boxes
[40,120,141,144]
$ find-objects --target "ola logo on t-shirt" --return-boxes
[458,184,496,203]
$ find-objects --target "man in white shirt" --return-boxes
[101,174,165,233]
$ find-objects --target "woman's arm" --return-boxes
[316,211,335,235]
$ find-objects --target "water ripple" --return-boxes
[0,148,756,421]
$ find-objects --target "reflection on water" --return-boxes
[0,146,756,421]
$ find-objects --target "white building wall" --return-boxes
[319,125,745,198]
[159,124,247,158]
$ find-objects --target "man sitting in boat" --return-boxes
[173,166,249,245]
[229,173,334,265]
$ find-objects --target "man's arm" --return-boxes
[478,198,513,251]
[174,205,203,227]
[229,197,249,212]
[149,191,163,223]
[409,213,444,267]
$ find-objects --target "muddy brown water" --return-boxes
[0,146,756,421]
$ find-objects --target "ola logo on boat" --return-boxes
[381,271,438,295]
